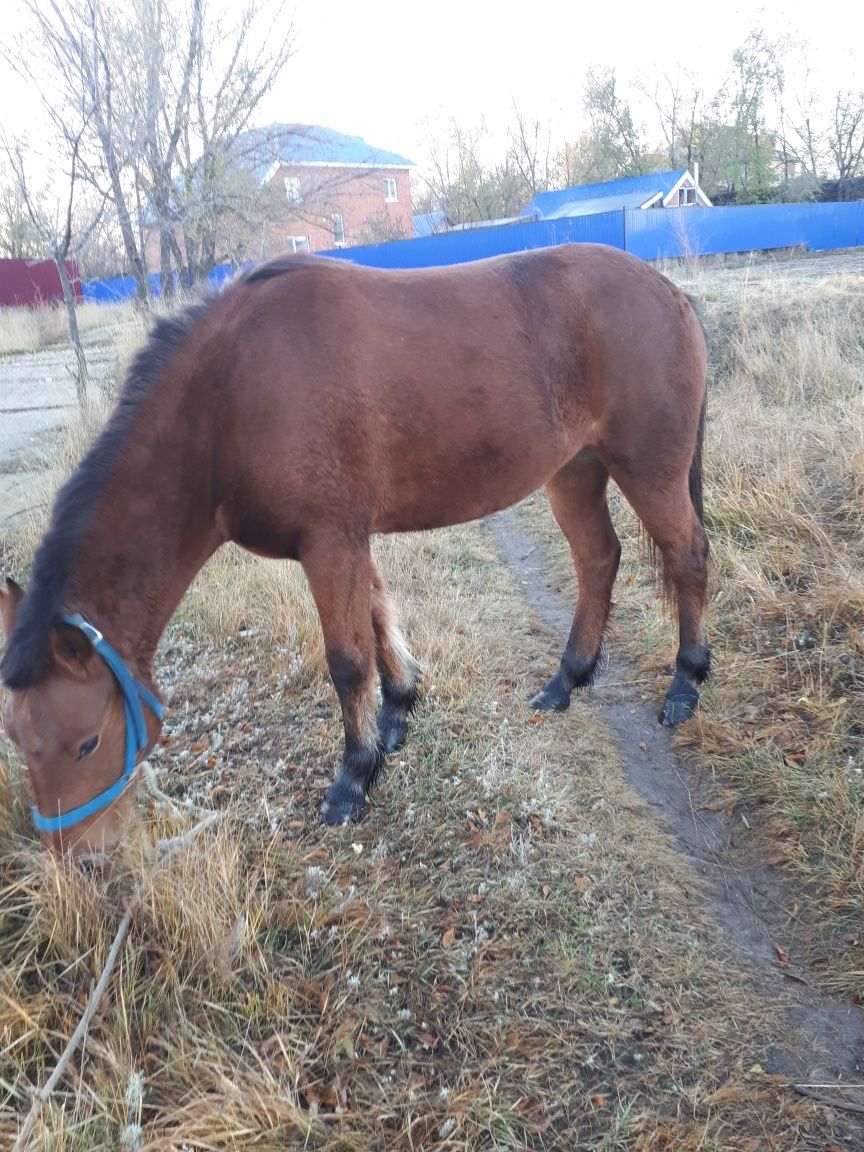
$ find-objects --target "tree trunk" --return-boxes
[95,120,150,307]
[55,257,88,407]
[159,227,175,301]
[167,231,191,290]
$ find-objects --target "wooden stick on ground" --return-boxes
[790,1083,864,1117]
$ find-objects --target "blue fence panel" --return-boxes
[625,202,864,260]
[81,201,863,299]
[321,210,625,269]
[82,275,137,303]
[798,201,863,250]
[82,272,171,303]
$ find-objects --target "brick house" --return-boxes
[143,124,415,272]
[247,124,415,253]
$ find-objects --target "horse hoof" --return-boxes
[320,796,366,825]
[383,721,407,754]
[378,705,408,753]
[530,685,571,712]
[320,776,367,825]
[658,676,699,726]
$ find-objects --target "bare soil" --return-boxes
[0,326,117,532]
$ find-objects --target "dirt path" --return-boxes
[489,507,864,1113]
[0,327,117,534]
[706,248,864,283]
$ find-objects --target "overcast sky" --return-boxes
[3,0,860,175]
[261,0,861,166]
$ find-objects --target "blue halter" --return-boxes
[31,614,164,835]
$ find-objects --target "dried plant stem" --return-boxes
[790,1083,864,1116]
[12,813,219,1151]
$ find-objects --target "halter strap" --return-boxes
[31,614,164,835]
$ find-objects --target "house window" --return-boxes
[678,186,696,206]
[384,177,398,202]
[332,213,345,246]
[286,236,309,253]
[284,176,301,203]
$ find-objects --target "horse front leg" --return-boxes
[301,534,383,825]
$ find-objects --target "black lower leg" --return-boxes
[659,644,710,727]
[321,735,385,825]
[377,674,420,753]
[530,646,602,712]
[321,651,383,826]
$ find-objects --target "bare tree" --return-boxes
[788,85,826,179]
[420,118,526,226]
[0,183,44,259]
[828,90,864,198]
[6,0,294,303]
[638,70,704,170]
[507,103,558,199]
[123,0,204,297]
[6,0,150,304]
[172,1,295,283]
[2,128,104,404]
[357,209,408,246]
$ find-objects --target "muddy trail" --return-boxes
[489,506,864,1132]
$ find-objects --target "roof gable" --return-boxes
[522,170,689,219]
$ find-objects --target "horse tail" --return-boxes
[689,389,706,526]
[685,293,707,526]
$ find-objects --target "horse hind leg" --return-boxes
[612,471,710,726]
[301,533,383,824]
[370,557,420,753]
[531,449,621,711]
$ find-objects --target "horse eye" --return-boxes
[77,736,100,760]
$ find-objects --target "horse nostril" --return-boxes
[76,852,107,875]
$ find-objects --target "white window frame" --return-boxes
[384,177,398,203]
[332,212,345,246]
[678,186,696,206]
[286,236,309,253]
[284,176,302,203]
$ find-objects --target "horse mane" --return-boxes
[1,297,213,690]
[2,255,336,690]
[238,253,338,287]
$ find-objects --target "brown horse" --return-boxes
[0,244,709,857]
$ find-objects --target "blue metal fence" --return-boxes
[81,201,863,301]
[82,272,171,303]
[624,201,864,260]
[322,211,625,269]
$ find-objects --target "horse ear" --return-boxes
[51,622,97,679]
[0,578,24,637]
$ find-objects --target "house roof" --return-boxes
[543,191,656,218]
[521,170,691,219]
[413,211,450,238]
[237,124,414,180]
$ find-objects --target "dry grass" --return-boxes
[0,301,127,357]
[1,524,831,1150]
[0,274,856,1148]
[520,270,864,1002]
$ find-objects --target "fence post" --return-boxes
[622,208,627,252]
